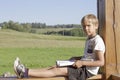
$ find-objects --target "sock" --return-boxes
[24,68,29,78]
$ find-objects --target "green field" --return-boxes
[0,29,85,74]
[31,27,74,34]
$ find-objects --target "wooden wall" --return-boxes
[97,0,120,79]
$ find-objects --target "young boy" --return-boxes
[14,14,105,80]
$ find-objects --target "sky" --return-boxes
[0,0,97,25]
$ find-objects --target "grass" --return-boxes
[32,27,74,34]
[0,29,85,48]
[0,29,85,74]
[0,47,84,74]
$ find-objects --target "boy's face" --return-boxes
[82,19,98,37]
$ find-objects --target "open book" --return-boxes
[56,60,75,67]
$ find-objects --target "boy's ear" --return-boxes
[95,24,99,29]
[95,26,99,29]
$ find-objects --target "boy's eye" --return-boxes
[87,25,91,27]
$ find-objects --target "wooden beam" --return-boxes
[98,0,120,79]
[0,77,65,80]
[111,74,120,80]
[87,74,102,80]
[113,0,120,74]
[19,77,65,80]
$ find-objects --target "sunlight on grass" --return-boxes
[0,29,85,48]
[0,29,85,75]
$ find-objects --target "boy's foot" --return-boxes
[14,57,28,78]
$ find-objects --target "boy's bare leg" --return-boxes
[28,67,68,78]
[29,65,56,71]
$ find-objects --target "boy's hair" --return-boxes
[81,14,99,27]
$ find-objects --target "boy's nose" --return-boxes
[84,26,89,30]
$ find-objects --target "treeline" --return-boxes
[0,20,32,32]
[0,20,85,37]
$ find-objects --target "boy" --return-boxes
[14,14,105,80]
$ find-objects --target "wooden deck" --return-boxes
[0,74,102,80]
[18,77,65,80]
[112,74,120,80]
[0,77,65,80]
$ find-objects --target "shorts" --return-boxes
[67,66,93,80]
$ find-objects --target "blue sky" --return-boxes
[0,0,97,25]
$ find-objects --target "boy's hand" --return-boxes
[73,60,83,68]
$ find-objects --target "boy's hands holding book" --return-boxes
[73,60,83,68]
[56,56,83,67]
[56,60,83,68]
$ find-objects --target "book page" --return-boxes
[56,60,75,67]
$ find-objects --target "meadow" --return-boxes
[0,29,85,74]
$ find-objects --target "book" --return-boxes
[56,60,75,67]
[56,59,93,67]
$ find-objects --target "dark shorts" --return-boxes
[67,66,93,80]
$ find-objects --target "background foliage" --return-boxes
[0,21,85,37]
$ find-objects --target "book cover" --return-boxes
[56,60,75,67]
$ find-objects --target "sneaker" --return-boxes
[14,57,27,78]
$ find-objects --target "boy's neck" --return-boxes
[88,34,97,39]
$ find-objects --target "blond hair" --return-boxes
[81,14,99,27]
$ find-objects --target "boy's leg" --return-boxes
[14,57,68,78]
[28,65,56,71]
[28,67,68,77]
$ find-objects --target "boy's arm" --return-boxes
[73,51,104,68]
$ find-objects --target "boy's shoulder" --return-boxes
[93,35,103,41]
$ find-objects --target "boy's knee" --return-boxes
[53,67,67,75]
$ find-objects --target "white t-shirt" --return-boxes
[81,35,105,75]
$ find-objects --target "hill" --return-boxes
[0,29,85,48]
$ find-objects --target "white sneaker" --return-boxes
[14,57,26,78]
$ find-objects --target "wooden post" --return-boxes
[97,0,120,79]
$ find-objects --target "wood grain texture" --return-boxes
[98,0,120,79]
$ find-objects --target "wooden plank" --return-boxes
[97,0,120,79]
[114,0,120,74]
[104,0,118,78]
[0,77,17,80]
[87,74,102,80]
[0,77,65,80]
[0,75,103,80]
[0,76,103,80]
[18,77,65,80]
[111,74,120,80]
